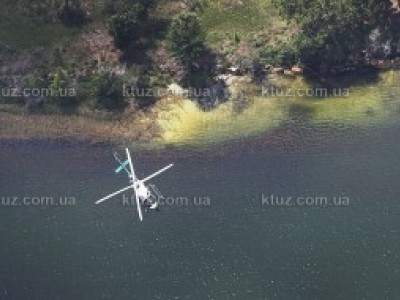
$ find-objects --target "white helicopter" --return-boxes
[95,148,173,221]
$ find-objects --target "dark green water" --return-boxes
[1,121,400,299]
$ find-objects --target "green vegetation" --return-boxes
[0,13,77,50]
[89,72,127,110]
[200,0,279,44]
[108,9,143,49]
[0,0,399,115]
[49,68,77,106]
[58,0,87,26]
[107,0,156,49]
[260,41,298,67]
[272,0,394,70]
[167,12,205,63]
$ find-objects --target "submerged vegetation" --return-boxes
[158,70,400,146]
[0,0,400,145]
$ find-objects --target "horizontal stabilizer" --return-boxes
[115,160,129,174]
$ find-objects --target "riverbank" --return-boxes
[158,69,400,146]
[1,69,400,148]
[0,107,160,145]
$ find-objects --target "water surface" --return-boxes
[1,117,400,299]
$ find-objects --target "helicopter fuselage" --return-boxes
[132,180,151,201]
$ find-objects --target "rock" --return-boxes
[216,74,231,82]
[227,66,241,75]
[283,70,295,76]
[264,64,273,71]
[216,74,241,87]
[272,67,284,74]
[371,59,391,69]
[167,83,187,97]
[291,65,303,74]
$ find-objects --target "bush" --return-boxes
[90,72,127,110]
[109,9,141,49]
[182,0,209,12]
[272,0,393,70]
[58,0,87,26]
[103,0,156,17]
[49,68,77,106]
[260,42,298,67]
[107,0,156,49]
[166,12,205,64]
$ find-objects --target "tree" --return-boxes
[49,68,76,106]
[107,0,156,49]
[272,0,393,70]
[58,0,87,26]
[109,9,141,48]
[166,12,205,64]
[90,72,127,110]
[103,0,156,17]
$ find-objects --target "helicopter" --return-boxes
[95,148,173,221]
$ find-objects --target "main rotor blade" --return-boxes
[95,185,133,205]
[135,192,143,222]
[125,148,136,180]
[142,164,174,183]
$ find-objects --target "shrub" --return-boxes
[90,72,127,110]
[107,0,156,48]
[272,0,393,69]
[58,0,87,26]
[260,42,298,67]
[49,68,77,106]
[182,0,209,12]
[166,12,205,64]
[103,0,156,17]
[109,9,141,49]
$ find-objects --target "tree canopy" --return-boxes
[166,12,206,64]
[108,0,156,49]
[272,0,394,70]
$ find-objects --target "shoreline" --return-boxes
[0,109,160,145]
[1,67,399,147]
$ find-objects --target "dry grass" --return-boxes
[0,110,161,144]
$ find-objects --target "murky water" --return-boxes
[1,70,400,299]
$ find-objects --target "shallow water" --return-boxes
[158,70,400,147]
[1,115,400,299]
[1,69,400,299]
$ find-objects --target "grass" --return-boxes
[0,22,78,50]
[0,2,79,50]
[0,109,156,144]
[200,0,280,45]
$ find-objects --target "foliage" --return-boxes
[260,41,298,67]
[49,68,77,106]
[272,0,393,69]
[166,12,206,64]
[89,72,127,110]
[107,0,156,49]
[50,69,68,91]
[109,9,141,49]
[103,0,156,17]
[58,0,87,26]
[182,0,210,12]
